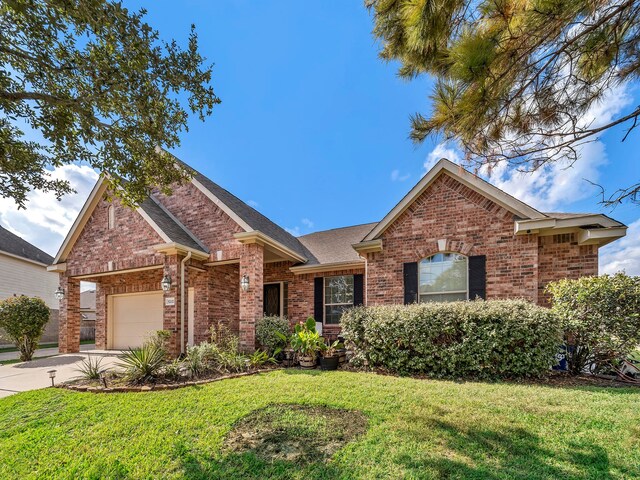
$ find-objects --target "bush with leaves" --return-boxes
[547,273,640,375]
[116,343,166,384]
[255,316,290,355]
[341,300,561,379]
[0,296,50,361]
[74,354,105,380]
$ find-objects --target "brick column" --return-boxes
[95,282,107,349]
[162,254,184,357]
[58,274,81,354]
[239,243,263,352]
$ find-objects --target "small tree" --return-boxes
[0,296,50,361]
[547,273,640,375]
[255,316,290,355]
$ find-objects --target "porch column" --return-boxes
[95,282,107,350]
[239,243,263,352]
[58,274,81,354]
[162,254,185,357]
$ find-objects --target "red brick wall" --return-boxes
[210,263,240,339]
[538,233,598,305]
[65,197,165,277]
[263,261,365,337]
[239,244,263,351]
[367,173,540,304]
[153,182,244,262]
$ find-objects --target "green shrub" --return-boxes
[547,273,640,374]
[183,344,207,378]
[210,322,239,354]
[341,300,561,379]
[116,344,166,383]
[0,296,50,361]
[74,354,105,380]
[255,316,290,354]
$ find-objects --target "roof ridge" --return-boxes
[145,194,210,253]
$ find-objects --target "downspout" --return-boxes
[180,251,192,355]
[358,254,368,305]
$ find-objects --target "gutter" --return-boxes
[180,251,192,355]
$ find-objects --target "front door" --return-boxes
[263,283,280,316]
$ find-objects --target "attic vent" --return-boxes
[108,205,115,229]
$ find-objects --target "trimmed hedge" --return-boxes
[341,300,561,379]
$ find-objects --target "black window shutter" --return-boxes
[314,277,324,322]
[403,262,418,304]
[353,274,364,306]
[468,255,486,300]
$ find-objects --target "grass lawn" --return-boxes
[0,371,638,479]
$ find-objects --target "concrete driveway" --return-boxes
[0,342,96,362]
[0,351,121,399]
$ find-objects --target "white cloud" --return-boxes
[599,219,640,276]
[481,83,633,212]
[424,142,462,173]
[390,169,410,182]
[0,164,99,255]
[247,199,259,208]
[286,218,315,237]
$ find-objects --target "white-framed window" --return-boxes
[107,205,115,229]
[419,253,468,302]
[324,275,354,324]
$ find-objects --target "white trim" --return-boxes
[234,231,307,263]
[289,260,365,275]
[73,264,163,279]
[204,259,240,266]
[191,178,252,232]
[47,263,67,273]
[136,207,172,243]
[53,177,108,264]
[352,239,383,254]
[187,287,195,347]
[577,227,627,246]
[152,242,209,260]
[363,158,546,241]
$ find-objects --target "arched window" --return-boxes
[107,205,115,229]
[418,253,468,302]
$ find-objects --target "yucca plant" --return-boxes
[74,354,105,380]
[116,344,166,384]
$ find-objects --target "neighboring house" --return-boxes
[80,289,96,341]
[0,225,59,344]
[49,159,627,356]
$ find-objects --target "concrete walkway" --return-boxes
[0,350,121,399]
[0,343,96,362]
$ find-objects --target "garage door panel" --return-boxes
[110,292,163,349]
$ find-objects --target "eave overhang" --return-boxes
[352,239,383,254]
[289,260,365,275]
[153,242,210,261]
[234,231,307,264]
[514,214,626,246]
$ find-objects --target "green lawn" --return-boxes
[0,371,638,479]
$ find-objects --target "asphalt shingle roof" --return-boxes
[297,223,378,266]
[0,225,54,265]
[139,196,209,253]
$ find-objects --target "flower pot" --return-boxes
[299,355,316,369]
[320,356,339,371]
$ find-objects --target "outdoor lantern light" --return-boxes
[240,274,250,292]
[161,274,172,292]
[47,369,57,387]
[54,286,65,300]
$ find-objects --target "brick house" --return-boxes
[49,159,626,356]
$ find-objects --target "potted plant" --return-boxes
[320,340,343,371]
[291,317,323,368]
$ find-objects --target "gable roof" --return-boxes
[138,196,209,253]
[297,223,378,266]
[0,225,53,266]
[183,162,310,261]
[363,158,548,241]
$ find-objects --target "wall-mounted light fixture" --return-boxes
[240,274,250,292]
[54,286,65,300]
[161,274,172,292]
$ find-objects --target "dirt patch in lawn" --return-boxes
[224,404,368,464]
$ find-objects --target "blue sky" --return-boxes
[0,0,638,273]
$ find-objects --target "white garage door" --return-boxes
[110,291,164,349]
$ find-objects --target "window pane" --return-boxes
[325,305,350,324]
[419,253,468,299]
[419,292,467,303]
